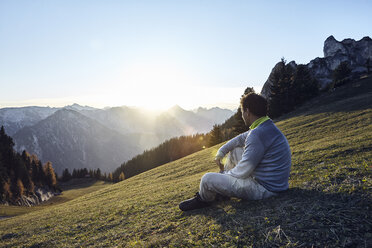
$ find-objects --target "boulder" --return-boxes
[8,186,59,207]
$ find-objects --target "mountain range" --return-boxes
[0,104,234,174]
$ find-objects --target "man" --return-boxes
[179,93,291,211]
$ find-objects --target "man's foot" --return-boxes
[179,192,212,211]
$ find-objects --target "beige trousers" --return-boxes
[199,147,277,202]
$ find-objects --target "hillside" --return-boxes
[0,77,371,247]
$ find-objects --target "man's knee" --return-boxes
[201,173,217,187]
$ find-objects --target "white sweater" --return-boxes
[216,120,291,192]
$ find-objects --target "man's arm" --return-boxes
[214,132,248,172]
[227,131,265,179]
[215,132,247,159]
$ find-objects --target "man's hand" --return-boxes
[215,158,224,173]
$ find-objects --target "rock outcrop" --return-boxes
[261,36,372,98]
[260,60,297,98]
[0,186,60,207]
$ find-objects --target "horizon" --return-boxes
[0,101,238,112]
[1,1,371,110]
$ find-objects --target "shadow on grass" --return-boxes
[182,188,371,247]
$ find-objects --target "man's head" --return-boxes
[240,93,268,126]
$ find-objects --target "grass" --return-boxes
[0,76,371,247]
[0,178,111,217]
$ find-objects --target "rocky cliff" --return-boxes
[0,186,60,207]
[261,36,372,98]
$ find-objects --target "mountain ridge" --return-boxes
[3,105,234,174]
[13,109,142,174]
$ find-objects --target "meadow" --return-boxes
[0,77,371,247]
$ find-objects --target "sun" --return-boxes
[117,60,195,110]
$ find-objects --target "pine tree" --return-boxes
[95,168,101,180]
[208,125,222,147]
[0,126,15,169]
[0,153,5,199]
[20,172,34,195]
[27,180,35,195]
[292,65,319,105]
[16,179,25,197]
[243,87,255,96]
[3,180,12,200]
[268,59,296,118]
[232,108,249,135]
[43,162,57,188]
[108,173,113,182]
[61,168,72,182]
[31,160,39,185]
[36,161,45,185]
[82,168,88,177]
[119,172,125,181]
[0,126,14,149]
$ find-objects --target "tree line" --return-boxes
[0,126,58,203]
[112,134,211,181]
[60,167,118,183]
[267,59,319,118]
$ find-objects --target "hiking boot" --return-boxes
[179,192,212,211]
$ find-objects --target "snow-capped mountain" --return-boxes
[0,106,58,136]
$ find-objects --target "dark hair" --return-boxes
[240,93,267,117]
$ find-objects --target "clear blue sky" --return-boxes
[0,0,371,110]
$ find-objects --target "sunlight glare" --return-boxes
[118,61,198,110]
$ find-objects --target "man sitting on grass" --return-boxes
[179,93,291,211]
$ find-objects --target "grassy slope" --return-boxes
[1,77,371,247]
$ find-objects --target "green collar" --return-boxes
[249,116,270,130]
